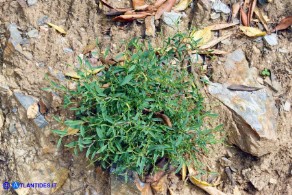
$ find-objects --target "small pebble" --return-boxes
[27,29,39,38]
[27,0,38,6]
[264,33,278,46]
[63,48,74,53]
[37,16,49,26]
[283,101,291,112]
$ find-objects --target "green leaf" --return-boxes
[120,74,133,86]
[65,120,84,126]
[52,130,67,136]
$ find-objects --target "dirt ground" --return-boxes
[0,0,291,195]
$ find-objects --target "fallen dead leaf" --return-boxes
[191,27,212,46]
[173,0,192,11]
[38,99,49,115]
[232,2,240,19]
[154,113,172,127]
[247,0,257,26]
[3,41,15,58]
[100,57,116,65]
[254,6,269,31]
[208,23,238,31]
[27,103,39,119]
[182,163,187,181]
[132,0,149,10]
[200,34,232,49]
[190,176,226,195]
[67,128,79,135]
[155,0,177,20]
[65,67,104,79]
[154,0,167,8]
[192,49,228,55]
[240,7,248,26]
[239,26,266,37]
[82,41,96,54]
[47,22,67,35]
[113,12,152,21]
[272,16,292,32]
[227,84,262,92]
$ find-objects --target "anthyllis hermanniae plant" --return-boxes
[51,32,221,177]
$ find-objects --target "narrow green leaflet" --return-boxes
[120,74,133,86]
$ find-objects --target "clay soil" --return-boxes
[0,0,291,195]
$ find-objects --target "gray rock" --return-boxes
[223,49,259,86]
[37,16,49,26]
[264,33,278,46]
[63,47,74,53]
[14,92,48,128]
[212,0,230,14]
[162,11,184,27]
[220,157,232,166]
[283,101,291,112]
[9,122,17,133]
[27,29,39,38]
[27,0,38,6]
[208,83,277,156]
[7,23,23,46]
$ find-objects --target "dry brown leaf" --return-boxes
[272,16,292,32]
[191,27,212,46]
[193,49,228,55]
[100,57,116,65]
[113,12,152,21]
[243,0,250,9]
[208,23,238,31]
[132,0,149,10]
[47,22,67,35]
[182,163,187,181]
[254,7,269,31]
[154,0,176,20]
[190,176,227,195]
[247,0,257,26]
[173,0,192,11]
[38,99,49,115]
[3,41,15,58]
[27,103,39,119]
[232,2,241,19]
[239,26,266,37]
[82,41,96,54]
[154,113,172,127]
[199,34,232,49]
[240,7,248,26]
[154,0,167,8]
[67,128,79,135]
[101,83,111,88]
[227,84,262,91]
